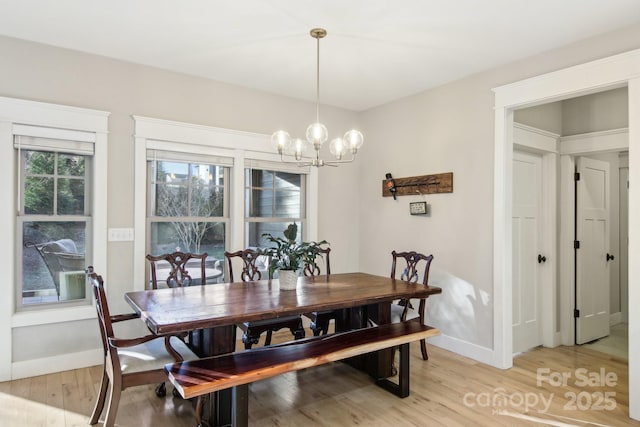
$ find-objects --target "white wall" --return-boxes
[563,87,629,135]
[514,102,563,134]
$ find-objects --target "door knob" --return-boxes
[537,254,547,263]
[607,253,615,262]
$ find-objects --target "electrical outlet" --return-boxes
[108,228,134,242]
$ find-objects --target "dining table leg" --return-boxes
[187,325,242,427]
[209,385,248,427]
[339,302,395,379]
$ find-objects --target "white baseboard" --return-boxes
[429,333,496,367]
[12,348,102,380]
[610,312,623,326]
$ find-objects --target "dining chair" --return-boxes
[302,247,341,336]
[390,250,435,360]
[225,249,305,349]
[87,268,198,427]
[146,250,211,395]
[146,251,209,288]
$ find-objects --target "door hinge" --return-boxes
[574,240,580,249]
[574,309,580,318]
[574,172,581,181]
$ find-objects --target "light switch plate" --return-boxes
[108,228,134,241]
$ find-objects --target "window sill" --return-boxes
[12,304,95,328]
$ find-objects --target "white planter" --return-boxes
[278,269,299,291]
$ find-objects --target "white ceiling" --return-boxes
[1,0,640,111]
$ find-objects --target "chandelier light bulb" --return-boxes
[344,129,364,153]
[329,137,347,160]
[306,122,328,149]
[271,130,291,154]
[291,138,307,160]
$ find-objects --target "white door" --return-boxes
[576,157,611,344]
[512,151,543,353]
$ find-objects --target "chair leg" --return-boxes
[291,319,305,340]
[265,329,273,346]
[103,377,121,427]
[195,396,205,427]
[320,317,331,335]
[242,331,260,349]
[420,338,429,360]
[310,319,322,336]
[155,381,167,397]
[418,299,429,360]
[89,369,109,425]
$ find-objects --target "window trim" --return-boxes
[0,96,109,381]
[133,116,319,291]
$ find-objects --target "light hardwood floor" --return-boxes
[1,335,637,427]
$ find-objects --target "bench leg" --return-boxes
[375,343,410,398]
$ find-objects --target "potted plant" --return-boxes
[259,223,329,290]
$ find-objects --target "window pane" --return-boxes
[57,154,85,176]
[247,222,302,248]
[250,170,274,188]
[248,189,273,217]
[24,177,54,214]
[274,189,301,217]
[157,161,189,183]
[22,221,87,305]
[156,183,188,217]
[245,169,303,219]
[25,150,54,175]
[190,182,224,217]
[153,161,226,218]
[57,178,85,215]
[149,221,226,261]
[274,172,301,189]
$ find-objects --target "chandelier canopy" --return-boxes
[271,28,363,167]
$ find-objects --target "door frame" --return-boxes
[492,49,640,419]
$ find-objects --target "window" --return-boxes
[245,168,306,247]
[16,136,94,307]
[133,116,317,291]
[147,156,229,284]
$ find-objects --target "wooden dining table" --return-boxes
[125,272,442,426]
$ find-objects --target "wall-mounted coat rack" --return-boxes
[381,172,453,197]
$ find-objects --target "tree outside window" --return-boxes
[148,160,227,266]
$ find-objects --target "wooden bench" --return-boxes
[165,321,439,424]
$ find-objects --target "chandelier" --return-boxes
[271,28,364,167]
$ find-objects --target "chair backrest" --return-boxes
[224,249,271,282]
[87,268,118,367]
[303,247,331,277]
[390,250,433,285]
[146,251,208,289]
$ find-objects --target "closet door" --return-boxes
[512,150,543,353]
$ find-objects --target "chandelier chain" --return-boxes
[316,33,320,124]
